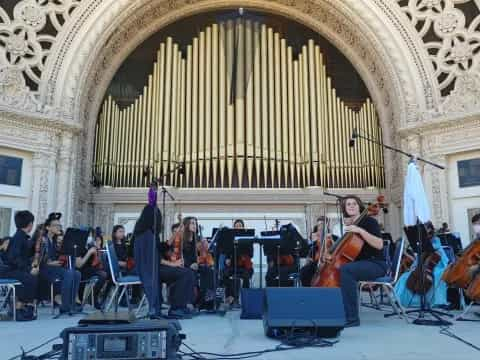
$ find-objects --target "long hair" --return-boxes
[340,195,366,218]
[133,205,162,236]
[182,216,197,245]
[112,224,125,242]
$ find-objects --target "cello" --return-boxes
[442,239,480,289]
[311,208,369,288]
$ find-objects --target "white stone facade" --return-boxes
[0,0,479,242]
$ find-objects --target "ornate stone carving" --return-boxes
[0,66,38,111]
[0,0,82,98]
[440,72,480,114]
[394,0,480,115]
[94,204,114,234]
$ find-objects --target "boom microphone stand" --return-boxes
[350,129,450,326]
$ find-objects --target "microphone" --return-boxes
[349,128,358,148]
[323,191,345,200]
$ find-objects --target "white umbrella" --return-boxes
[403,160,431,226]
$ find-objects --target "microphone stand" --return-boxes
[350,129,450,325]
[350,129,444,170]
[323,192,344,235]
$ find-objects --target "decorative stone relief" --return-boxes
[94,204,114,234]
[394,0,480,113]
[0,0,82,98]
[0,66,38,111]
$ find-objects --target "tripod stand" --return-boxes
[385,223,451,325]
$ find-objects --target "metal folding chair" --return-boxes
[0,279,21,321]
[105,240,146,316]
[359,237,407,319]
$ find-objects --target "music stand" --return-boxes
[55,228,89,318]
[217,229,254,306]
[392,223,451,326]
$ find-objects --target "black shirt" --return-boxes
[182,239,197,268]
[7,229,33,272]
[356,216,384,261]
[114,240,128,262]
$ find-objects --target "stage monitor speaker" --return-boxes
[263,287,345,338]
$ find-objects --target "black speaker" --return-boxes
[263,287,345,338]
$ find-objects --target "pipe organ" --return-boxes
[94,19,384,188]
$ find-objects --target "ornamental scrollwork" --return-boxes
[0,0,82,100]
[395,0,480,100]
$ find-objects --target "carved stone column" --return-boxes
[94,204,114,234]
[31,152,56,222]
[56,132,74,225]
[422,154,449,228]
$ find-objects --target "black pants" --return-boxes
[1,270,38,303]
[340,260,387,322]
[223,266,253,299]
[39,265,81,311]
[80,267,108,305]
[266,265,296,287]
[300,262,316,287]
[161,265,195,310]
[197,265,215,307]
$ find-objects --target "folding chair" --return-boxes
[105,240,145,315]
[359,236,407,319]
[0,279,21,321]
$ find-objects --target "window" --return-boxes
[0,208,12,238]
[0,155,23,186]
[458,158,480,188]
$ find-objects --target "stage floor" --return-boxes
[1,304,479,359]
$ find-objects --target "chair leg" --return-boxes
[135,294,148,317]
[105,286,119,312]
[384,284,407,320]
[51,284,55,315]
[12,286,16,322]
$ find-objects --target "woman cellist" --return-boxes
[323,195,387,328]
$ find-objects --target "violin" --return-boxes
[367,194,388,217]
[31,225,47,270]
[169,213,184,262]
[197,238,214,267]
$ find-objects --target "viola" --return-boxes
[311,208,369,287]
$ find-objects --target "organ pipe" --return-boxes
[94,20,385,189]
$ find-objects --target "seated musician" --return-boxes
[38,213,82,314]
[324,196,387,327]
[134,204,195,319]
[394,222,449,308]
[179,217,215,310]
[300,217,337,287]
[75,227,109,309]
[4,210,38,320]
[223,219,253,305]
[112,225,136,274]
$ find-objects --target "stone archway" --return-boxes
[39,0,439,224]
